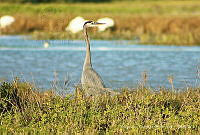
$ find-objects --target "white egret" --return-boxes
[97,17,114,32]
[65,16,86,33]
[0,15,15,28]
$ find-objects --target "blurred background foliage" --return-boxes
[0,0,199,45]
[0,0,111,3]
[0,0,194,3]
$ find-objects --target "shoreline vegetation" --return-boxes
[0,1,200,45]
[0,79,199,134]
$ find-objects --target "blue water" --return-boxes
[0,36,200,93]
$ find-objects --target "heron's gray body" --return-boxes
[81,67,105,88]
[80,21,118,96]
[81,21,106,89]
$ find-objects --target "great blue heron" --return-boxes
[81,21,117,96]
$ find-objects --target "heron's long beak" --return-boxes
[94,22,106,25]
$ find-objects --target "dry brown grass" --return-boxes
[1,14,200,45]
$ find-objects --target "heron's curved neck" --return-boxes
[83,26,92,69]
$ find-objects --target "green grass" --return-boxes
[0,79,199,134]
[0,1,200,16]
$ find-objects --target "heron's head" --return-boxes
[83,21,105,28]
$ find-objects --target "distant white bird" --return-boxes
[0,15,15,28]
[97,17,114,32]
[65,16,86,34]
[43,41,49,48]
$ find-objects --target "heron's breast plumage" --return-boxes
[81,68,105,88]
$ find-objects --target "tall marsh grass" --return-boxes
[0,79,199,134]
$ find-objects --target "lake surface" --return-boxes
[0,36,200,93]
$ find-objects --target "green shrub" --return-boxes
[0,81,21,112]
[0,79,199,134]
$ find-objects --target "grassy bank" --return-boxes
[0,79,199,134]
[0,1,200,45]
